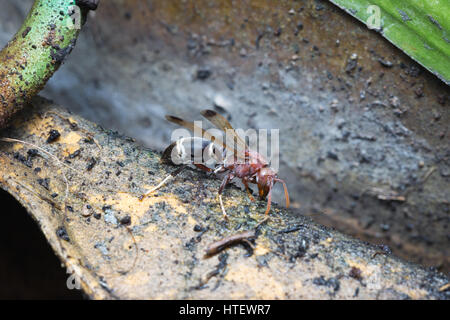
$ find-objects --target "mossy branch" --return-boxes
[0,0,98,128]
[0,97,448,299]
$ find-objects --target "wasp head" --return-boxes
[256,166,290,215]
[256,167,275,199]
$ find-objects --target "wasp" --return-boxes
[140,110,289,219]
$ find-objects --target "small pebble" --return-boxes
[47,129,61,143]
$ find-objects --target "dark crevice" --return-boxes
[0,188,83,299]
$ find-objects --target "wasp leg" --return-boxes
[194,163,213,172]
[218,173,234,220]
[139,166,184,201]
[218,194,228,220]
[264,183,274,215]
[242,177,255,202]
[213,165,226,174]
[256,215,270,228]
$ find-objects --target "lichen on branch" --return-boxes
[0,0,98,128]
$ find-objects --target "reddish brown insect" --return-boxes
[140,110,290,219]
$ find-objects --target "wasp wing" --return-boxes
[200,110,248,161]
[166,115,246,162]
[166,115,224,147]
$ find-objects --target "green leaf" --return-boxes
[328,0,450,85]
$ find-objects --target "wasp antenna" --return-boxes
[276,178,290,209]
